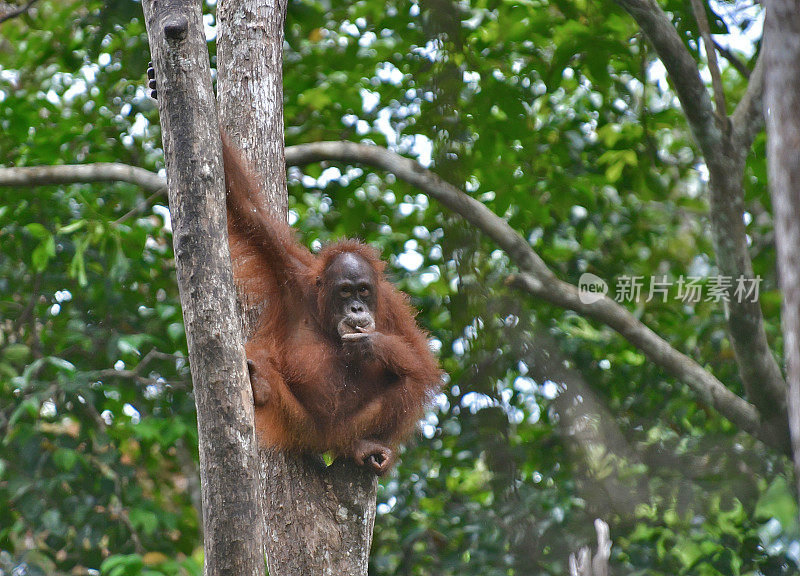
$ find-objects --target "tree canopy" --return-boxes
[1,0,796,575]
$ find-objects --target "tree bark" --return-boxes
[261,455,377,575]
[217,0,288,217]
[0,0,39,24]
[763,0,800,502]
[141,1,264,575]
[215,1,378,574]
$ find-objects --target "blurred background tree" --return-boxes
[1,0,796,574]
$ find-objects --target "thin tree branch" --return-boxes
[0,144,786,450]
[0,163,167,224]
[0,162,165,192]
[689,0,728,121]
[287,142,557,279]
[114,188,167,224]
[731,53,765,154]
[713,39,752,79]
[510,270,776,445]
[87,349,187,388]
[0,0,38,24]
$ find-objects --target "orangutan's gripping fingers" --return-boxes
[367,449,396,476]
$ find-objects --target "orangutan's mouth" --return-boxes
[338,315,375,340]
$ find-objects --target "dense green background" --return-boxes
[1,0,795,574]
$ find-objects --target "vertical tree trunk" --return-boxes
[141,1,265,575]
[215,1,378,574]
[217,0,288,215]
[764,1,800,501]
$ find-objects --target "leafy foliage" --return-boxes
[0,0,796,575]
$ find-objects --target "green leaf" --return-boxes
[128,509,159,536]
[755,476,798,528]
[58,219,86,234]
[25,222,49,239]
[8,398,39,429]
[2,343,31,363]
[69,235,90,286]
[53,448,78,471]
[32,234,56,271]
[101,554,145,576]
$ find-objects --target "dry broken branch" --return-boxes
[713,39,752,79]
[569,519,611,576]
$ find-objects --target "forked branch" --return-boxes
[614,0,786,419]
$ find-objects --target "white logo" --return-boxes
[578,273,608,305]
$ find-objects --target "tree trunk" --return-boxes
[215,1,378,574]
[217,0,288,216]
[141,1,265,575]
[764,0,800,503]
[261,456,377,575]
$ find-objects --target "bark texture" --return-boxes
[262,454,377,575]
[141,1,264,575]
[215,1,378,574]
[764,0,800,498]
[0,0,38,24]
[217,0,288,216]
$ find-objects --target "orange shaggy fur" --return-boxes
[223,139,442,469]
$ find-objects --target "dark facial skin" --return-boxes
[323,253,378,340]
